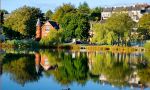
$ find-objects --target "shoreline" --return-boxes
[0,43,149,53]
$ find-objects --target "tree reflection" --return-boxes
[1,49,150,89]
[137,52,150,84]
[3,53,40,86]
[43,51,89,85]
[89,52,133,86]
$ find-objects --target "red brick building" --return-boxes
[36,18,59,41]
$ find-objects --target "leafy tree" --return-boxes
[40,29,62,46]
[106,13,135,46]
[0,9,9,14]
[90,7,102,21]
[91,23,115,45]
[52,3,76,24]
[78,2,90,15]
[61,13,90,41]
[3,6,42,38]
[75,13,90,40]
[0,9,8,25]
[45,10,53,20]
[138,14,150,39]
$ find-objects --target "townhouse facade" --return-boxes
[101,3,150,22]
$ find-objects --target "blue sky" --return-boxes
[1,0,150,13]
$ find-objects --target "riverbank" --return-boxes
[1,40,150,53]
[57,44,147,52]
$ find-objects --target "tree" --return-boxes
[91,23,116,45]
[61,13,90,41]
[90,7,102,21]
[4,6,42,38]
[138,14,150,39]
[45,10,53,20]
[52,3,76,24]
[75,13,90,40]
[106,13,135,46]
[40,29,62,46]
[0,9,9,14]
[0,9,8,25]
[78,2,90,15]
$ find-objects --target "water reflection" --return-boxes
[1,49,150,90]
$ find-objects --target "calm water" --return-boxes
[0,49,150,90]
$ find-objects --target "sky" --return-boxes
[1,0,150,13]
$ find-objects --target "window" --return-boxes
[45,26,50,31]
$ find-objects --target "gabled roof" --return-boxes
[103,7,113,12]
[48,21,59,30]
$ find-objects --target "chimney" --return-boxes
[35,18,42,41]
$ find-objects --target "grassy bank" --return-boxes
[1,40,149,53]
[0,39,38,49]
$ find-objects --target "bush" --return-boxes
[39,30,62,47]
[4,39,39,49]
[144,42,150,50]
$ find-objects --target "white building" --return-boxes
[101,4,150,22]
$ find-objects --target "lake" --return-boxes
[0,49,150,90]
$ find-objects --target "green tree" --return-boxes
[45,10,53,20]
[0,9,8,25]
[78,2,90,15]
[61,13,90,41]
[106,13,135,46]
[4,6,41,38]
[40,29,62,46]
[0,9,9,14]
[52,3,76,24]
[90,7,102,21]
[75,13,90,40]
[91,23,115,45]
[138,14,150,39]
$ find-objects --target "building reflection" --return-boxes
[35,52,58,74]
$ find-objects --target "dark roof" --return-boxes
[103,4,150,12]
[103,7,113,12]
[131,6,142,11]
[48,21,59,30]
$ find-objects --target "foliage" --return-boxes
[61,13,90,41]
[0,9,9,14]
[91,13,135,46]
[138,14,150,39]
[39,29,62,46]
[3,53,39,85]
[4,6,42,38]
[91,23,115,45]
[51,52,89,85]
[90,7,102,21]
[106,13,135,44]
[144,42,150,50]
[78,2,90,15]
[52,3,76,23]
[45,10,53,20]
[4,39,39,49]
[0,10,8,25]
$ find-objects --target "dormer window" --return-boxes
[45,26,50,31]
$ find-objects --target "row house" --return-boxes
[101,3,150,22]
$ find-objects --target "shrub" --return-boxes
[144,42,150,50]
[39,30,62,47]
[4,39,39,49]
